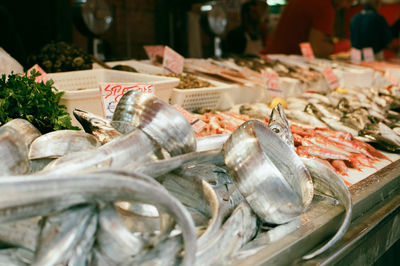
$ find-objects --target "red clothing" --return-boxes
[265,0,335,54]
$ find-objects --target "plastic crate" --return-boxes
[47,69,179,126]
[93,59,164,75]
[170,80,235,111]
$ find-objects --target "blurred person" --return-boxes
[351,0,392,59]
[262,0,353,57]
[223,0,269,57]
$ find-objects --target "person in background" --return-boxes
[350,0,392,60]
[262,0,353,57]
[223,0,269,57]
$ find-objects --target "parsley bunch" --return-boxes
[0,71,79,133]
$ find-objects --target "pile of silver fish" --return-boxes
[0,92,352,265]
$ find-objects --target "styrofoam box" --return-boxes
[93,59,164,75]
[170,79,235,111]
[47,69,179,126]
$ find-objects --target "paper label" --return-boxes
[262,69,283,98]
[100,83,154,119]
[385,71,399,85]
[323,67,339,90]
[299,42,315,61]
[362,47,374,62]
[173,104,206,133]
[351,48,362,64]
[144,45,165,63]
[163,46,184,74]
[27,64,51,83]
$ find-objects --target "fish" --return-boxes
[33,204,95,266]
[285,109,328,128]
[0,247,34,266]
[223,120,313,224]
[319,117,360,137]
[0,217,41,252]
[96,204,147,264]
[176,163,233,187]
[28,130,100,160]
[0,126,30,175]
[196,134,230,152]
[73,108,122,145]
[0,171,197,266]
[360,122,400,153]
[239,103,272,119]
[194,202,258,266]
[2,119,41,148]
[301,158,352,260]
[67,211,98,266]
[268,103,294,149]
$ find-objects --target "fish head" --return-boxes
[268,103,294,149]
[73,109,112,134]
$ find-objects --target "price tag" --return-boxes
[385,71,399,86]
[362,47,374,62]
[100,83,154,119]
[163,46,184,74]
[262,69,283,98]
[26,64,51,83]
[351,48,362,64]
[173,104,206,133]
[144,45,165,63]
[323,67,339,90]
[299,42,315,61]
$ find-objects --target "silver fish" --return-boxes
[96,204,146,264]
[176,163,233,187]
[223,120,313,224]
[2,119,41,148]
[195,202,258,266]
[73,108,121,145]
[111,91,197,156]
[320,117,360,137]
[239,103,272,119]
[285,109,327,128]
[67,212,98,266]
[33,204,95,266]
[28,130,100,160]
[0,171,197,266]
[0,217,41,252]
[0,126,29,175]
[0,248,34,266]
[301,158,352,260]
[196,134,230,152]
[268,103,294,149]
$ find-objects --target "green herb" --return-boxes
[0,70,79,133]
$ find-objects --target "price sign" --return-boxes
[100,83,154,119]
[26,64,51,84]
[385,71,399,86]
[323,67,339,90]
[163,46,184,74]
[262,69,283,98]
[173,104,206,133]
[300,42,315,61]
[144,45,165,63]
[351,48,362,64]
[362,47,374,62]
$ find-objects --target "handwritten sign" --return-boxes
[385,71,399,86]
[144,45,165,63]
[173,104,206,133]
[27,64,51,84]
[351,48,362,64]
[100,83,154,119]
[262,69,283,98]
[362,47,374,62]
[300,42,315,61]
[323,67,339,90]
[163,46,184,74]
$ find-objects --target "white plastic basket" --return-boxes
[93,59,164,75]
[170,80,235,111]
[47,69,179,126]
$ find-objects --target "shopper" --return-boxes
[262,0,353,57]
[350,0,392,59]
[223,0,269,57]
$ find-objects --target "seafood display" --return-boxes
[0,92,360,265]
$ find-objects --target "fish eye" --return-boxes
[272,127,280,134]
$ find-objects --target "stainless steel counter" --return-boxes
[233,159,400,265]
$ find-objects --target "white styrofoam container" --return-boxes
[47,69,179,126]
[93,59,164,75]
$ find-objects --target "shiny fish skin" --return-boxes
[0,217,41,252]
[28,130,100,160]
[2,119,41,148]
[196,134,230,152]
[0,126,30,175]
[0,248,34,266]
[176,163,233,188]
[0,172,197,266]
[268,103,294,149]
[301,158,352,260]
[32,204,95,266]
[73,109,121,145]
